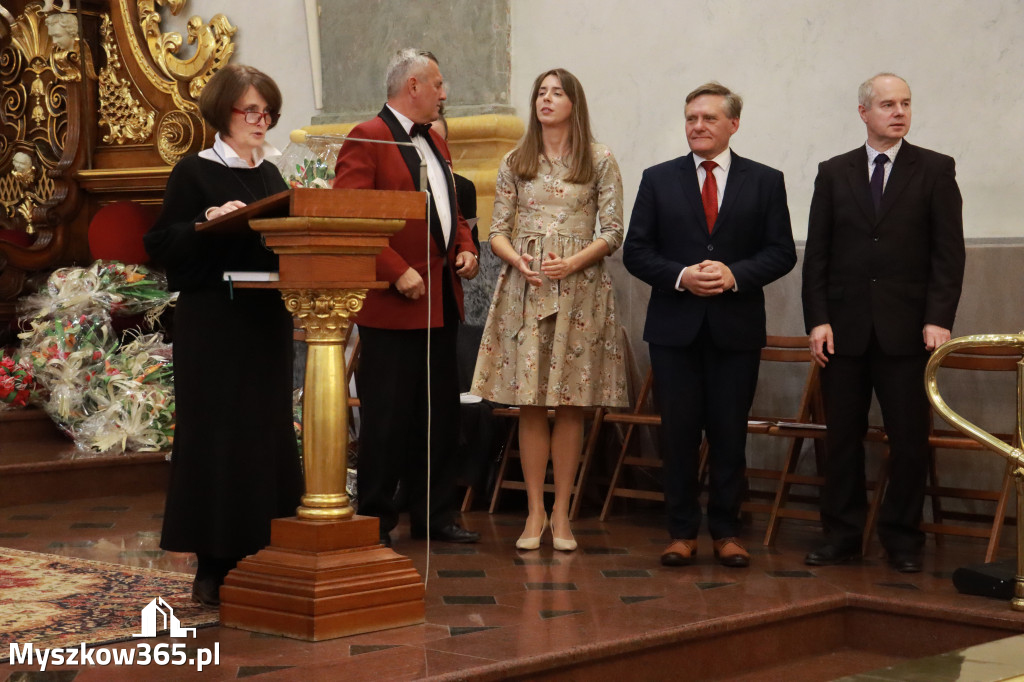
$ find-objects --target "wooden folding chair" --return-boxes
[599,336,819,524]
[752,337,829,539]
[487,406,606,520]
[598,368,669,519]
[865,344,1022,561]
[755,337,888,550]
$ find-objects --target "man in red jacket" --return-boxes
[333,48,479,546]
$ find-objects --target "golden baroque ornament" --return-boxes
[282,290,368,343]
[123,0,236,114]
[156,109,194,164]
[98,14,155,144]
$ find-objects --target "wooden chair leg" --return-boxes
[600,422,639,521]
[985,459,1016,562]
[569,408,605,521]
[697,436,710,486]
[763,436,806,547]
[460,485,474,513]
[488,424,518,514]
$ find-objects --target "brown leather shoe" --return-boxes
[661,539,698,566]
[713,537,750,568]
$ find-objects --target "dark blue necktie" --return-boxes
[870,154,887,210]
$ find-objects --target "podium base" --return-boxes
[219,515,425,641]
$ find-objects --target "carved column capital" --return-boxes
[281,288,366,343]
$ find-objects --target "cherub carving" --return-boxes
[11,152,36,188]
[44,12,77,51]
[9,152,43,234]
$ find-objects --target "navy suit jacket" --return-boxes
[801,141,965,356]
[624,151,796,351]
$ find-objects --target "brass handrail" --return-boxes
[925,332,1024,610]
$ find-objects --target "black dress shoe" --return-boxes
[379,532,392,548]
[191,576,221,607]
[804,543,861,566]
[888,552,922,573]
[411,523,480,543]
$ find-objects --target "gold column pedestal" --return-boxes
[218,192,427,640]
[283,288,367,520]
[925,332,1024,611]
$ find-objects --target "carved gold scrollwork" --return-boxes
[156,110,194,164]
[98,13,155,144]
[282,290,368,344]
[1,4,78,233]
[122,0,236,115]
[0,151,53,234]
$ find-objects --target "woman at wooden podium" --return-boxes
[471,69,628,551]
[143,64,303,607]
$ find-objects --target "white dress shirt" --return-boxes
[199,132,280,169]
[865,138,902,190]
[387,104,452,246]
[694,148,732,209]
[676,148,735,291]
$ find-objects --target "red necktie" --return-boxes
[701,160,718,233]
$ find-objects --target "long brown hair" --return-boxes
[508,68,595,184]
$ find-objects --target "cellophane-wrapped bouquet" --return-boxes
[15,259,177,453]
[73,333,175,453]
[276,134,343,189]
[20,261,173,323]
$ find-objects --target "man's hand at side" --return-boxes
[455,251,479,279]
[395,267,426,299]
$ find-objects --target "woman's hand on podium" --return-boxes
[204,200,247,221]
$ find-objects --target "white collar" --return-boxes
[387,104,421,136]
[199,132,281,168]
[693,148,732,172]
[866,138,902,164]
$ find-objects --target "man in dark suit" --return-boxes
[624,82,796,568]
[802,73,965,573]
[333,48,480,546]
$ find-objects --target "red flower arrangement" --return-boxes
[0,350,42,410]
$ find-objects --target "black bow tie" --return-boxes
[409,123,432,138]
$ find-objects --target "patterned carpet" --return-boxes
[0,547,218,662]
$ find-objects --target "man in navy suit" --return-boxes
[624,82,796,568]
[802,73,964,573]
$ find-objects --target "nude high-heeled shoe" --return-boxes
[551,518,577,552]
[516,515,548,550]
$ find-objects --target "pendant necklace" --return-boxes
[212,147,272,250]
[211,147,270,202]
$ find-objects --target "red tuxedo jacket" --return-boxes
[332,106,477,330]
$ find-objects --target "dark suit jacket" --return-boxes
[801,141,965,356]
[624,151,796,351]
[452,172,479,250]
[332,105,477,330]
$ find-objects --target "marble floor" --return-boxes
[3,492,1024,681]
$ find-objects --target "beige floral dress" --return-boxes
[471,144,628,407]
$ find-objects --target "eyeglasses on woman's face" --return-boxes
[232,108,278,125]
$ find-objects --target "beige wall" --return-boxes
[509,0,1024,241]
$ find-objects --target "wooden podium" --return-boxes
[209,188,429,640]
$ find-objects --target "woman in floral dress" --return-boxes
[471,68,627,551]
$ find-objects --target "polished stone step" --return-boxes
[0,408,169,507]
